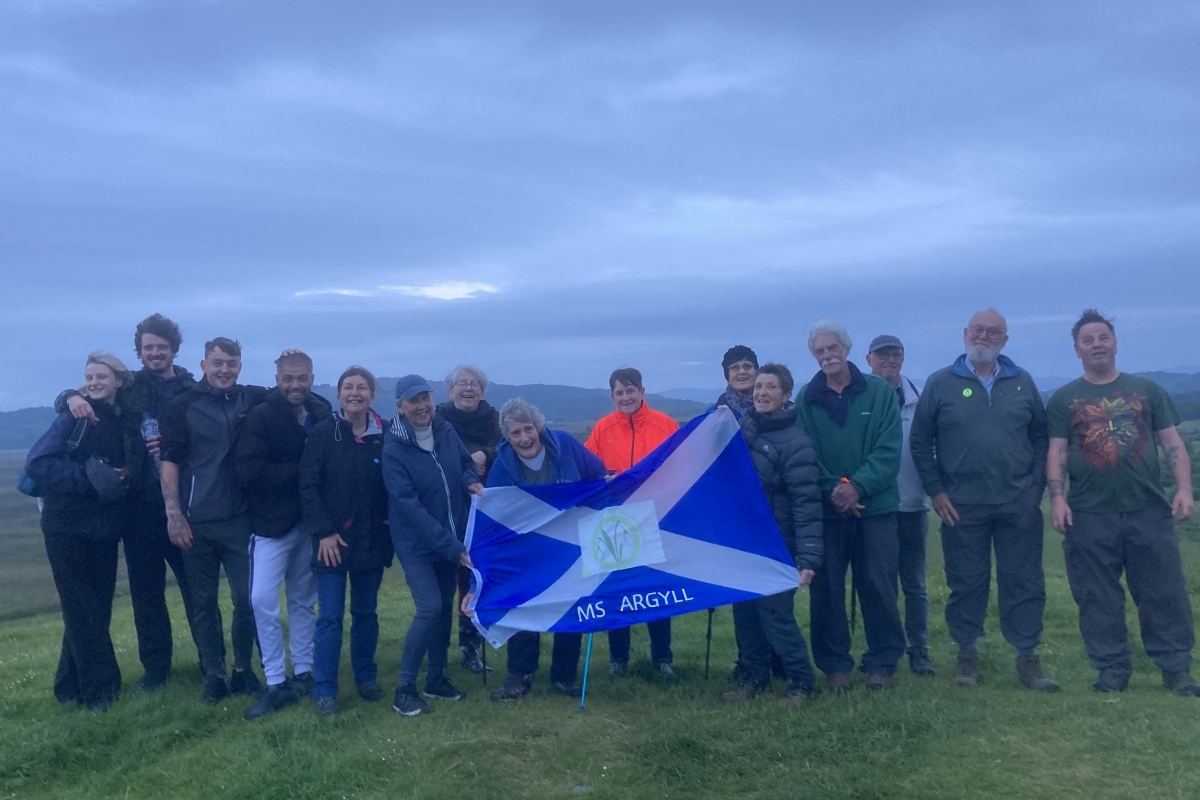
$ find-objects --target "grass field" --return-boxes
[2,458,1200,799]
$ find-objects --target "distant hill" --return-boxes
[658,388,720,405]
[0,407,58,450]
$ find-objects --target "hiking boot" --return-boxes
[393,686,431,717]
[866,673,893,691]
[244,682,298,721]
[136,672,168,694]
[826,672,853,695]
[609,661,628,677]
[229,669,263,697]
[460,644,492,675]
[1016,654,1060,693]
[489,672,532,702]
[779,680,814,706]
[423,676,465,701]
[291,671,314,697]
[201,675,230,706]
[721,682,764,703]
[1093,669,1130,693]
[1163,670,1200,697]
[314,697,341,717]
[909,651,935,677]
[954,650,979,687]
[551,681,581,698]
[357,681,383,702]
[657,662,677,680]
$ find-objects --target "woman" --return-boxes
[725,363,823,704]
[710,345,759,420]
[300,366,394,717]
[25,352,134,712]
[436,364,501,675]
[382,374,483,717]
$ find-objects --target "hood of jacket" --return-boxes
[949,353,1023,382]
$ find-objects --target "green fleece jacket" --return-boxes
[796,364,902,519]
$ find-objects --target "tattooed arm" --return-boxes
[1158,426,1195,521]
[1047,437,1072,534]
[160,460,194,549]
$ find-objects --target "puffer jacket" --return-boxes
[584,401,679,475]
[740,404,823,571]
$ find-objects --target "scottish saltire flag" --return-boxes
[465,407,800,647]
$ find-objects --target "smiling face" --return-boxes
[504,419,543,460]
[963,309,1008,364]
[611,380,645,415]
[811,333,848,378]
[398,391,435,427]
[865,346,904,386]
[752,373,790,414]
[726,360,757,395]
[338,374,375,416]
[84,362,121,404]
[448,372,483,412]
[277,363,314,407]
[1074,321,1118,373]
[138,332,175,377]
[201,347,241,390]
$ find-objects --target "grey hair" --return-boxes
[807,319,853,354]
[444,364,489,394]
[498,397,546,433]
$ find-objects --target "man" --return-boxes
[160,337,269,705]
[585,368,680,679]
[865,334,934,677]
[486,398,608,700]
[1048,309,1199,696]
[797,320,906,692]
[710,345,759,419]
[235,351,332,719]
[56,313,203,692]
[910,308,1057,691]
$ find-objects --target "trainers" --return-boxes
[551,681,581,698]
[955,650,979,687]
[136,672,168,694]
[909,651,935,677]
[1163,670,1200,697]
[1093,669,1130,693]
[393,686,431,717]
[609,661,628,677]
[826,672,853,695]
[1016,653,1060,693]
[657,662,677,680]
[201,675,230,706]
[357,681,383,702]
[489,672,533,702]
[423,676,465,701]
[779,680,814,705]
[314,697,341,717]
[229,669,263,697]
[291,671,314,697]
[244,682,298,721]
[460,644,492,675]
[865,673,893,691]
[721,681,764,703]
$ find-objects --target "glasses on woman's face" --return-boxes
[453,380,482,390]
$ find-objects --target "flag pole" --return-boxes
[578,633,594,711]
[704,608,715,680]
[482,642,488,686]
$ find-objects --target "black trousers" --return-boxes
[125,499,202,679]
[896,510,930,656]
[43,530,121,706]
[608,619,673,665]
[810,513,905,676]
[1063,506,1195,674]
[398,558,458,689]
[182,517,252,678]
[942,486,1046,653]
[733,589,815,689]
[506,630,584,684]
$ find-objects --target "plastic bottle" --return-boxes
[141,412,163,477]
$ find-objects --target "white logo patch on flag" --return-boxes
[577,500,666,577]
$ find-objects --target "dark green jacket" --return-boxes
[796,364,902,519]
[909,354,1047,506]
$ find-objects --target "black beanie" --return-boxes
[721,345,758,377]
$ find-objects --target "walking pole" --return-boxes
[481,642,488,686]
[578,633,595,711]
[704,608,715,680]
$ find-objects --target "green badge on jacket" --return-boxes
[963,388,973,398]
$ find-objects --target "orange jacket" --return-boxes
[584,401,679,475]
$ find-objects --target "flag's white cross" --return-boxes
[468,408,799,646]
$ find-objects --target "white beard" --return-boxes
[966,343,1002,364]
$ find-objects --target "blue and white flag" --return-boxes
[465,406,800,647]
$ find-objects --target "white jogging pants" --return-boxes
[249,525,317,686]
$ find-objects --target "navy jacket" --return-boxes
[381,416,479,565]
[487,428,607,488]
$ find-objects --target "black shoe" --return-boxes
[489,672,532,702]
[201,676,230,706]
[357,681,383,702]
[1163,670,1200,697]
[779,680,814,705]
[291,671,314,697]
[865,673,893,691]
[1016,653,1060,693]
[423,676,465,701]
[909,651,935,677]
[656,662,677,680]
[244,683,298,721]
[955,650,979,687]
[136,672,169,693]
[314,697,341,717]
[609,661,628,677]
[1093,669,1130,693]
[393,686,431,717]
[551,681,581,698]
[721,681,764,703]
[460,644,492,675]
[826,672,854,695]
[229,669,263,697]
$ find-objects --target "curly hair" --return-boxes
[134,313,182,355]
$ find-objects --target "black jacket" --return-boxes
[160,379,269,525]
[234,389,332,538]
[381,416,479,565]
[740,404,824,571]
[300,410,394,573]
[436,400,501,482]
[26,403,126,539]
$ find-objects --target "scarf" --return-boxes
[717,385,756,419]
[436,399,500,449]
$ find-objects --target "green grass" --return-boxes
[2,508,1200,800]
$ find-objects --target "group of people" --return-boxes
[23,306,1198,719]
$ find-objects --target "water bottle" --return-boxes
[141,413,162,477]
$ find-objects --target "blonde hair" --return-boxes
[85,351,135,389]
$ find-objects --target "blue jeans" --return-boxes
[398,559,457,690]
[313,569,384,700]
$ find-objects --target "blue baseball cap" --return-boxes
[394,374,433,400]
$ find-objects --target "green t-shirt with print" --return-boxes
[1046,373,1181,513]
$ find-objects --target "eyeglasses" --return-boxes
[967,325,1007,340]
[453,380,482,390]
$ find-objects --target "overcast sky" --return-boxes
[2,1,1197,409]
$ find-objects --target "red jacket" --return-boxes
[584,401,679,475]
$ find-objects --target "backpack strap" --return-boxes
[66,418,89,452]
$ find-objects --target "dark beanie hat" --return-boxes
[721,345,759,377]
